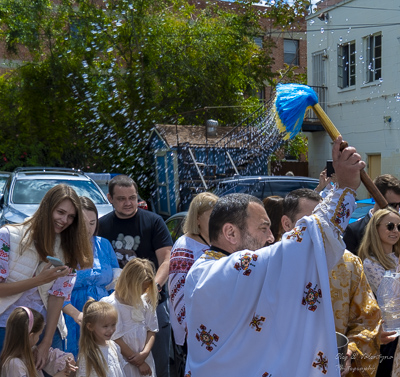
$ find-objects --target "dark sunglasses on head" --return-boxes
[388,202,400,209]
[385,222,400,232]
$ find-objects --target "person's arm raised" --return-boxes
[332,135,365,191]
[310,136,366,270]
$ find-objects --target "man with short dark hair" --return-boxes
[281,188,322,231]
[184,137,365,377]
[343,174,400,254]
[208,194,275,251]
[98,174,172,377]
[281,188,381,377]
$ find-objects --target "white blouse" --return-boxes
[363,253,399,295]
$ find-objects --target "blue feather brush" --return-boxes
[274,84,319,140]
[273,83,387,209]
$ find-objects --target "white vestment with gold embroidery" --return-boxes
[185,188,356,377]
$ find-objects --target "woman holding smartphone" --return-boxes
[0,184,93,370]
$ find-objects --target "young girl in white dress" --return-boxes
[77,299,126,377]
[0,307,77,377]
[101,258,159,377]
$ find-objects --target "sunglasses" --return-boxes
[388,202,400,209]
[385,222,400,232]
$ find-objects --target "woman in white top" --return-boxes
[0,184,93,369]
[359,208,400,295]
[359,207,400,377]
[168,192,218,347]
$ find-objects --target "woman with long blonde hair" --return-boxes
[77,299,125,377]
[168,192,218,347]
[101,258,158,377]
[359,207,400,293]
[359,207,400,377]
[0,184,93,369]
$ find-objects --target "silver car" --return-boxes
[0,167,113,225]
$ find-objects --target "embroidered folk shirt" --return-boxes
[185,188,356,377]
[169,235,210,346]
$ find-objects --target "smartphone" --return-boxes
[46,256,65,267]
[326,160,335,178]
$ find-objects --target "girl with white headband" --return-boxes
[0,306,77,376]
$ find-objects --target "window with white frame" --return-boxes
[284,39,299,65]
[337,41,356,88]
[365,33,382,83]
[254,36,263,49]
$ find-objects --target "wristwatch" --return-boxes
[156,283,162,292]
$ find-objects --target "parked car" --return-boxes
[212,175,319,200]
[165,211,188,243]
[0,167,113,225]
[349,198,374,224]
[86,172,148,210]
[166,175,320,242]
[0,171,11,194]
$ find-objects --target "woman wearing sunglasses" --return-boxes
[359,207,400,377]
[359,207,400,294]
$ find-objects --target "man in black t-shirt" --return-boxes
[98,175,173,377]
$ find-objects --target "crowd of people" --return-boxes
[1,136,400,377]
[0,175,173,377]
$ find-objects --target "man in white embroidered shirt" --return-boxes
[184,136,365,377]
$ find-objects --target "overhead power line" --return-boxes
[322,5,400,12]
[306,22,400,33]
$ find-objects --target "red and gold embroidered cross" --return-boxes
[302,282,322,312]
[195,324,219,352]
[249,313,266,332]
[312,351,328,375]
[234,252,258,276]
[286,226,307,242]
[334,202,350,226]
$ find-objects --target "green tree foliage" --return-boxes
[0,0,309,190]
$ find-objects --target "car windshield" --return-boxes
[12,179,107,204]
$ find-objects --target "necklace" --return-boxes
[198,233,210,246]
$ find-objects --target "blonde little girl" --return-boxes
[101,258,158,377]
[77,299,126,377]
[0,306,77,377]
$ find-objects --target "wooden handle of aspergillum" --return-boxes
[312,103,388,209]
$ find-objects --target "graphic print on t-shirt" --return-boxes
[111,233,141,267]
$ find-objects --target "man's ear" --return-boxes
[281,215,294,233]
[221,223,240,245]
[107,193,113,203]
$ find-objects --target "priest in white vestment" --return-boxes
[185,137,365,377]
